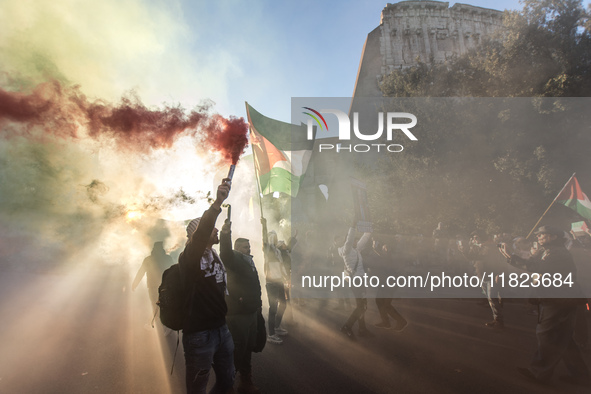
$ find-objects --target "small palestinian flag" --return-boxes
[557,175,591,221]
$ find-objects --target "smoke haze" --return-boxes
[0,0,251,272]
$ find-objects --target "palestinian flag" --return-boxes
[246,103,314,197]
[556,175,591,221]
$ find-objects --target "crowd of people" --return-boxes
[133,179,591,393]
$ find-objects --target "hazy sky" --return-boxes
[176,0,524,120]
[5,0,588,123]
[172,0,590,121]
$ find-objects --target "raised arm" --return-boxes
[261,217,268,249]
[219,219,234,267]
[131,259,148,291]
[357,231,372,252]
[342,227,356,255]
[178,179,230,280]
[507,252,541,272]
[287,229,298,251]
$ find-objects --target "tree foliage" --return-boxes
[381,0,591,98]
[368,0,591,236]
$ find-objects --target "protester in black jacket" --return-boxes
[220,219,263,394]
[178,178,234,394]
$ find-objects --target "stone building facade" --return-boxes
[295,1,506,230]
[353,1,504,97]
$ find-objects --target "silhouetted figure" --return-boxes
[502,226,590,386]
[278,232,297,324]
[132,241,173,311]
[261,218,289,345]
[367,241,407,331]
[460,230,504,329]
[338,224,373,340]
[328,235,351,310]
[446,234,469,274]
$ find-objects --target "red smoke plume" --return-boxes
[0,81,79,139]
[206,115,249,165]
[0,80,249,163]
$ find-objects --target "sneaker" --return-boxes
[374,322,393,330]
[393,320,408,332]
[274,327,288,336]
[340,325,356,340]
[267,334,283,345]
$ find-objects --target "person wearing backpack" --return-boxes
[220,220,263,394]
[178,178,234,394]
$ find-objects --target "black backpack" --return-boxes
[157,264,188,331]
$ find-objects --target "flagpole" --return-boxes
[245,102,265,220]
[253,155,265,220]
[526,172,576,239]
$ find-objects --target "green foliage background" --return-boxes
[366,0,591,237]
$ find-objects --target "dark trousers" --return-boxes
[226,312,257,376]
[529,304,590,381]
[344,286,367,329]
[182,325,234,394]
[375,298,405,325]
[266,282,286,336]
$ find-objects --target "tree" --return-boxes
[381,0,590,97]
[369,0,591,235]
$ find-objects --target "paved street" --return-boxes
[0,268,589,394]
